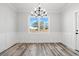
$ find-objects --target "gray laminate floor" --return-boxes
[0,43,79,56]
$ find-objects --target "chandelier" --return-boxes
[31,3,47,17]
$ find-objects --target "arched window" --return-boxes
[29,4,48,32]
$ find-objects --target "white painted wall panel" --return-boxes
[0,4,17,53]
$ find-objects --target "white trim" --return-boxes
[73,10,79,50]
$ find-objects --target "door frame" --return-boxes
[74,10,79,51]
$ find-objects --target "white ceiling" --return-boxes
[10,3,67,13]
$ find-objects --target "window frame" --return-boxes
[28,16,50,33]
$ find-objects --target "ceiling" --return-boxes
[10,3,67,13]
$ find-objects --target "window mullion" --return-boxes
[38,17,40,32]
[43,21,45,31]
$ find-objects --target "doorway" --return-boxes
[75,11,79,51]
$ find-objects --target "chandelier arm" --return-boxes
[31,3,47,17]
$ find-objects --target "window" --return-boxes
[29,16,48,32]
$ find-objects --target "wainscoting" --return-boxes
[0,32,17,53]
[16,32,62,43]
[0,43,78,56]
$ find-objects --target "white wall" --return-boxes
[16,12,62,43]
[61,3,79,50]
[0,4,17,53]
[1,3,79,53]
[0,3,63,53]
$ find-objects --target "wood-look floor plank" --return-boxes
[0,43,78,56]
[47,43,58,56]
[55,43,70,56]
[12,43,26,56]
[1,43,22,56]
[36,43,42,56]
[43,44,54,56]
[40,44,46,56]
[58,43,78,56]
[22,43,32,56]
[49,43,62,56]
